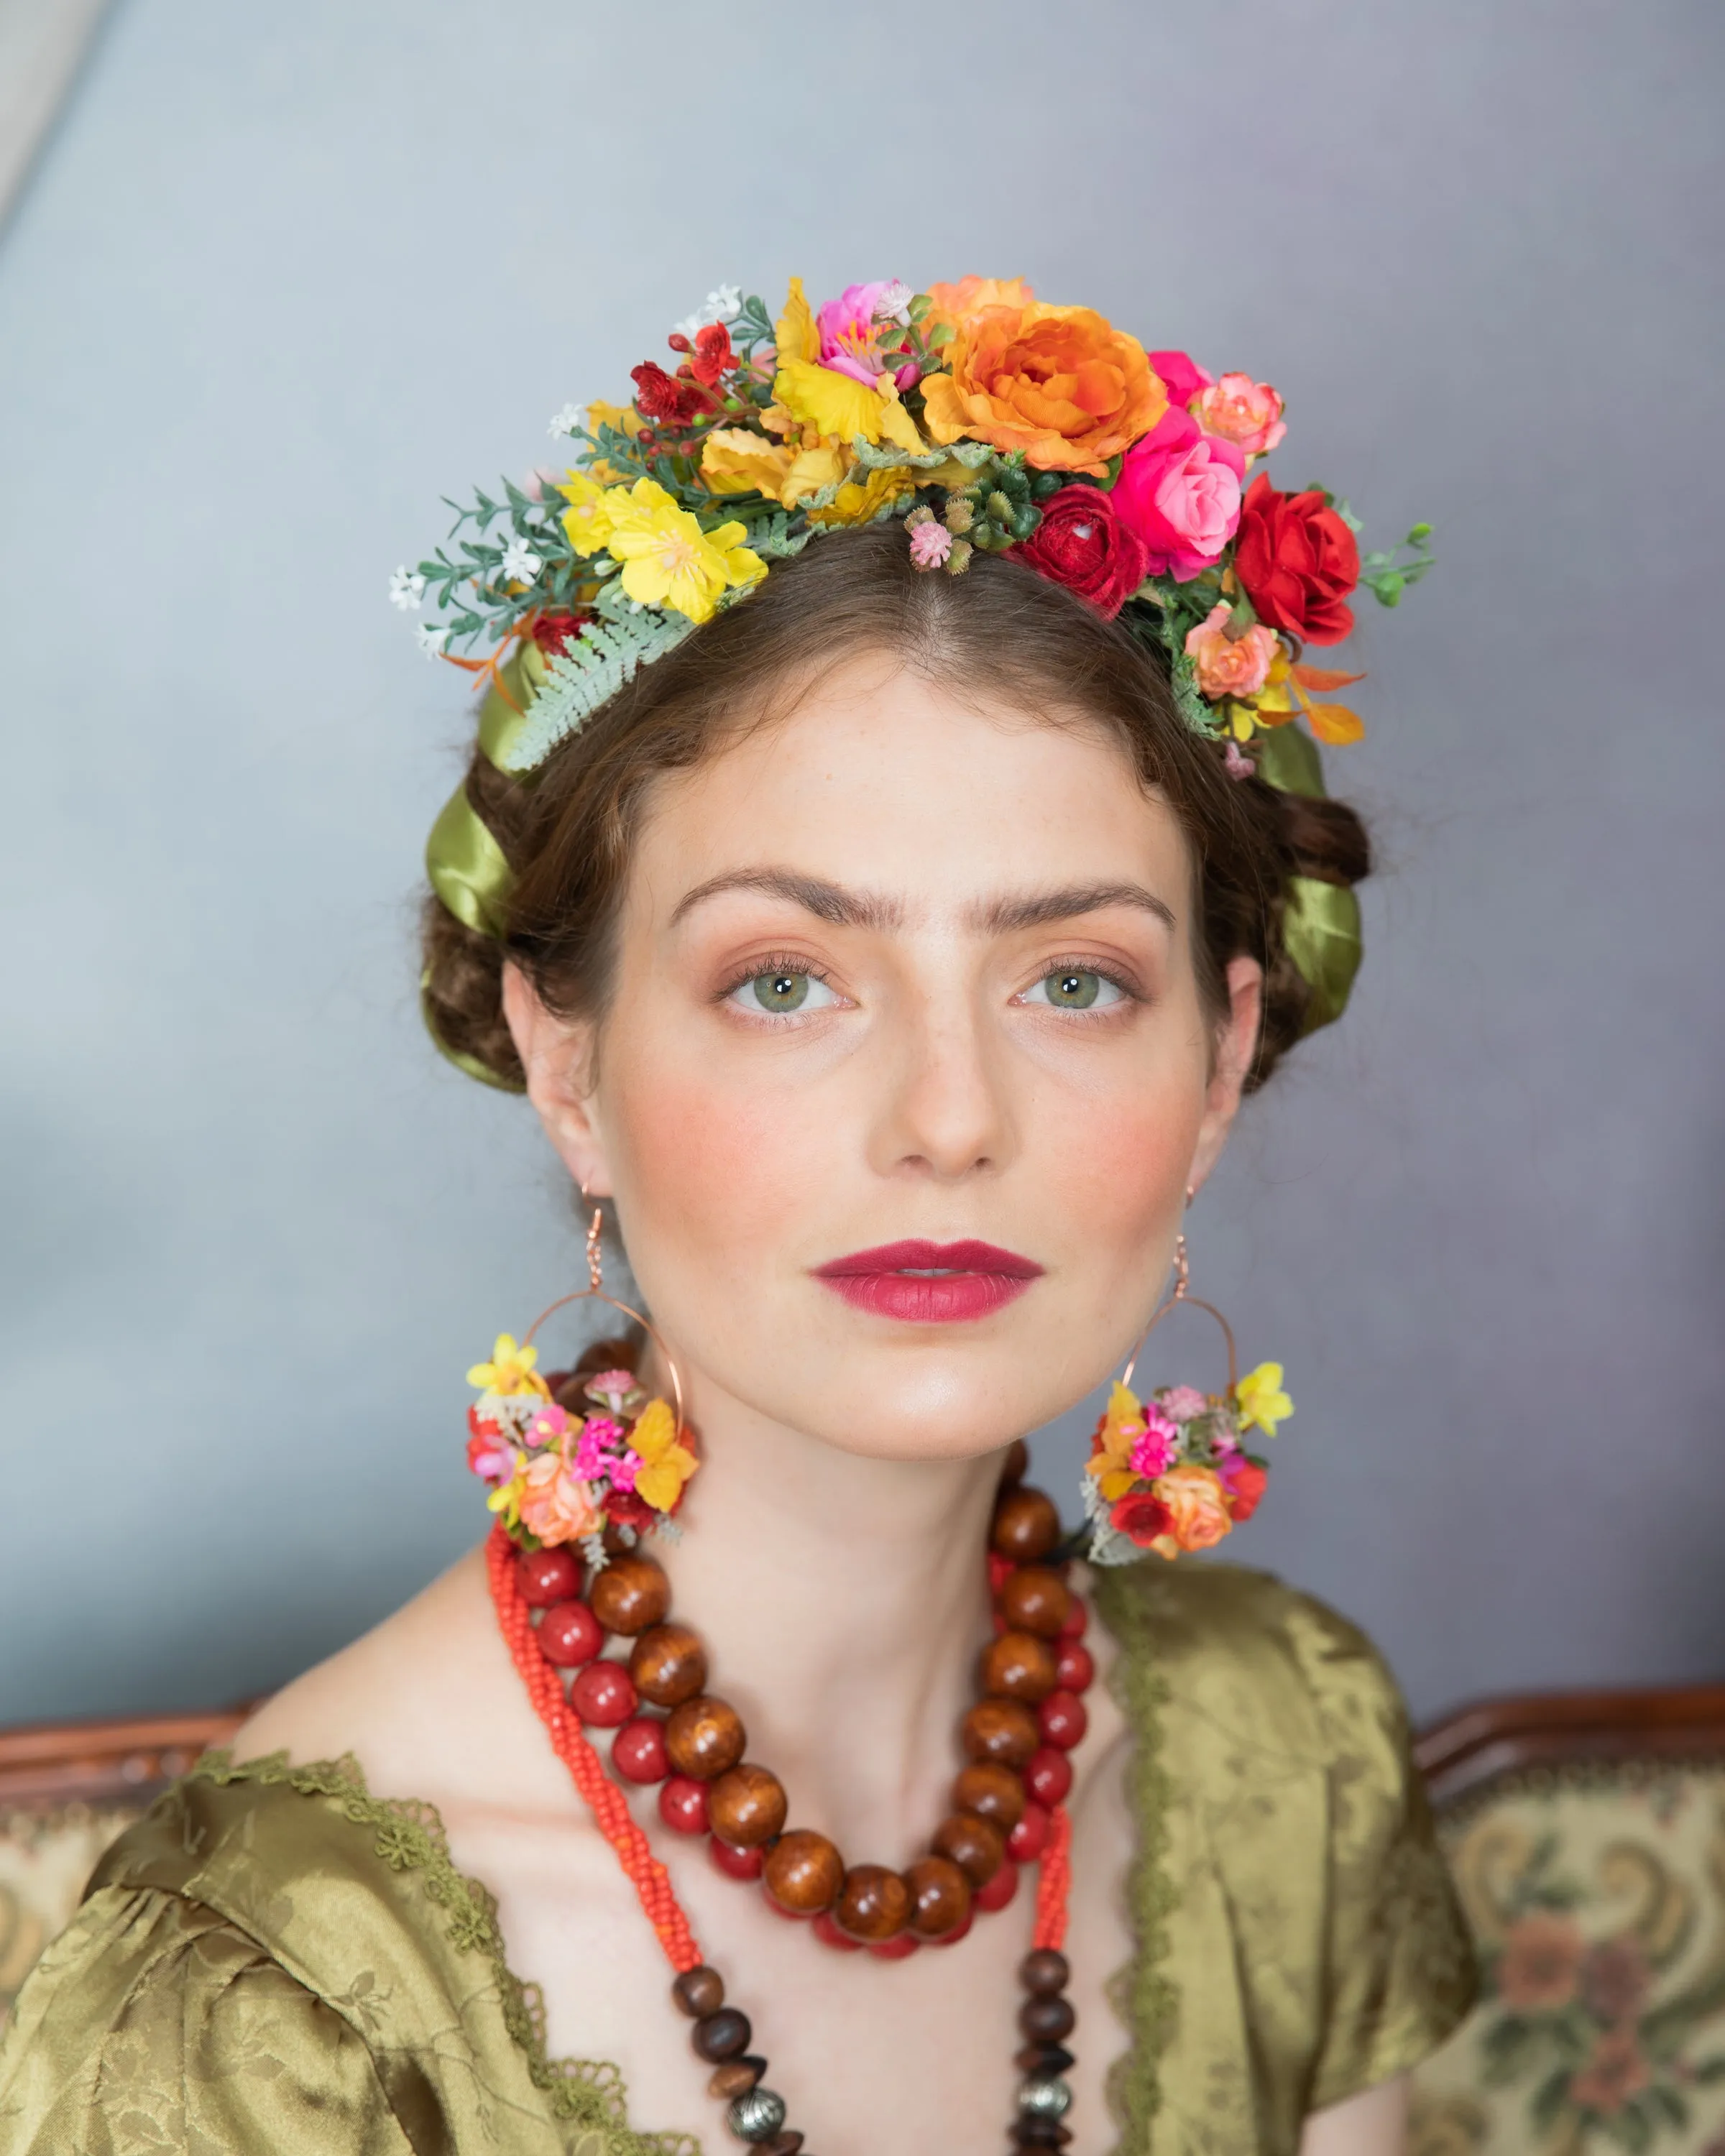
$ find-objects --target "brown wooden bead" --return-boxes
[763,1828,843,1914]
[954,1760,1026,1830]
[708,1762,788,1848]
[589,1554,670,1636]
[762,2136,804,2156]
[663,1696,746,1782]
[834,1863,911,1941]
[671,1965,723,2017]
[629,1623,707,1707]
[999,1437,1029,1487]
[991,1484,1060,1562]
[692,2005,753,2060]
[707,2056,765,2099]
[980,1630,1059,1704]
[1011,2124,1072,2150]
[1021,1947,1071,1994]
[998,1565,1072,1640]
[905,1853,972,1938]
[932,1810,1005,1887]
[961,1697,1040,1769]
[1019,1993,1076,2043]
[1015,2043,1076,2076]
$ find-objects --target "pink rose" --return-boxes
[1148,349,1215,411]
[1184,601,1279,699]
[1159,1386,1209,1423]
[816,282,918,388]
[1112,410,1246,581]
[519,1450,602,1546]
[1194,373,1286,457]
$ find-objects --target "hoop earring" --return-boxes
[460,1189,697,1562]
[1081,1207,1293,1566]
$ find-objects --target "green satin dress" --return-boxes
[0,1564,1476,2155]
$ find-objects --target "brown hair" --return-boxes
[421,525,1368,1090]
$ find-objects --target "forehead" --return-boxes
[629,655,1192,925]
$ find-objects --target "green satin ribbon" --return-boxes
[1282,876,1363,1036]
[420,645,551,1084]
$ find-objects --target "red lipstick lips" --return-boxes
[812,1238,1044,1324]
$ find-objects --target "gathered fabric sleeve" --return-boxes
[1281,1591,1478,2114]
[0,1882,410,2156]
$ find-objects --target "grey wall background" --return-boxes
[1,0,1720,1729]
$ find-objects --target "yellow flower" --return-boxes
[484,1452,529,1529]
[806,465,919,529]
[775,275,820,367]
[630,1398,699,1514]
[1087,1379,1147,1501]
[774,358,924,455]
[586,398,642,439]
[778,443,850,506]
[701,428,795,499]
[1235,1362,1293,1437]
[560,472,619,557]
[601,479,766,625]
[466,1334,549,1399]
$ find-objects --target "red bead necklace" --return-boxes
[486,1442,1089,2151]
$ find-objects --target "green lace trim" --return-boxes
[1093,1567,1178,2154]
[188,1750,697,2156]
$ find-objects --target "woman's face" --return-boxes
[508,654,1260,1461]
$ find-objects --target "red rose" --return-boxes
[604,1488,657,1534]
[630,360,704,427]
[688,322,734,387]
[1220,1457,1268,1522]
[1110,1489,1174,1546]
[1014,486,1149,618]
[1232,474,1360,645]
[531,613,581,655]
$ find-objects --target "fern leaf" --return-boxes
[498,609,696,773]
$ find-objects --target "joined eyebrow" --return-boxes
[671,868,1174,939]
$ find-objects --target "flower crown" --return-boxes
[405,275,1431,1075]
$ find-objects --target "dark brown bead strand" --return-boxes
[589,1553,671,1635]
[1011,1945,1077,2153]
[932,1810,1005,1886]
[691,2006,753,2061]
[962,1697,1041,1767]
[664,1695,747,1780]
[629,1622,707,1706]
[834,1861,911,1942]
[708,2056,765,2099]
[671,1964,724,2018]
[999,1437,1030,1486]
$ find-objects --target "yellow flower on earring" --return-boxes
[466,1334,550,1401]
[1235,1362,1293,1437]
[1087,1379,1148,1501]
[628,1398,700,1514]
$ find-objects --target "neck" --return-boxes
[655,1368,1003,1861]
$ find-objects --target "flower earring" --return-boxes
[462,1189,699,1566]
[1082,1196,1293,1564]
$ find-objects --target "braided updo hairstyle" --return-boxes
[420,525,1368,1090]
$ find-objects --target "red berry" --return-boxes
[538,1600,602,1667]
[1025,1745,1073,1807]
[868,1930,919,1959]
[1055,1641,1094,1693]
[991,1608,1007,1636]
[518,1547,581,1608]
[1007,1801,1052,1863]
[1059,1595,1087,1640]
[812,1910,865,1953]
[988,1552,1014,1594]
[930,1909,973,1948]
[709,1833,763,1879]
[570,1660,637,1727]
[658,1775,709,1835]
[611,1717,668,1784]
[975,1857,1019,1912]
[1039,1688,1088,1751]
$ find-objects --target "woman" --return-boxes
[0,278,1470,2154]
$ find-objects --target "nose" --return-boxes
[865,976,1018,1183]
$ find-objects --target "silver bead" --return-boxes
[1018,2075,1074,2120]
[727,2086,787,2142]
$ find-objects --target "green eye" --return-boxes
[1043,969,1101,1008]
[748,972,811,1012]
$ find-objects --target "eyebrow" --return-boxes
[671,868,1175,936]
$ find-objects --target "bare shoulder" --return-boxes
[231,1542,577,1821]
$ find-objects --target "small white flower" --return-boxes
[415,622,450,659]
[389,565,426,612]
[498,535,542,583]
[548,402,584,438]
[673,282,744,340]
[873,279,914,326]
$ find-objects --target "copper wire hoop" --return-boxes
[1119,1230,1239,1397]
[520,1202,686,1434]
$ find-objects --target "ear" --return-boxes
[1186,955,1263,1197]
[500,963,614,1198]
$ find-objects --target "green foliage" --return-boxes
[499,599,696,773]
[1359,520,1435,608]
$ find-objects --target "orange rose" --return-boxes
[518,1449,601,1547]
[923,275,1036,335]
[921,303,1167,476]
[1149,1463,1233,1555]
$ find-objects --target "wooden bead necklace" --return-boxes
[487,1437,1088,2150]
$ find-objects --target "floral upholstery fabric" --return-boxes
[1411,1764,1725,2156]
[0,1807,146,2037]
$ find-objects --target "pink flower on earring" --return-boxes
[1128,1406,1179,1479]
[1160,1386,1209,1423]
